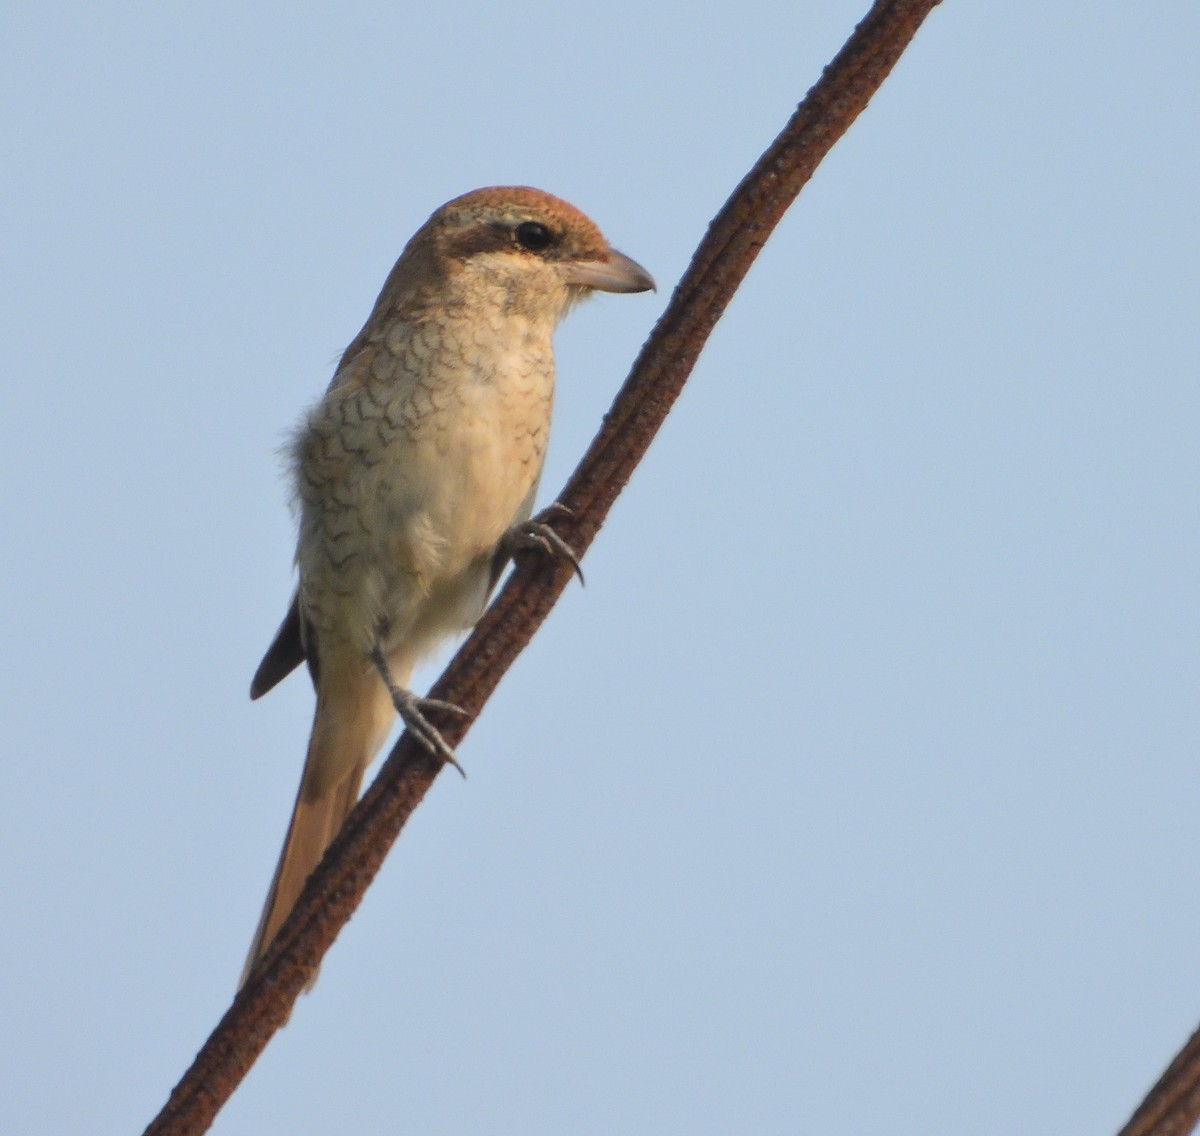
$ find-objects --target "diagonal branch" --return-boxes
[1118,1026,1200,1136]
[143,2,945,1133]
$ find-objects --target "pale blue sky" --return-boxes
[2,3,1198,1134]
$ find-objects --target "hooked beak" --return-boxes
[565,247,656,294]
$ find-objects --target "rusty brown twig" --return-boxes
[144,3,945,1132]
[1118,1026,1200,1136]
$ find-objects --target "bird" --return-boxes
[241,186,654,988]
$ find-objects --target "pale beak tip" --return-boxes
[567,248,656,294]
[614,250,656,294]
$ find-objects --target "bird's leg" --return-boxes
[369,645,468,778]
[500,502,585,585]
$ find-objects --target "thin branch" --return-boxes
[1119,1026,1200,1136]
[143,3,944,1133]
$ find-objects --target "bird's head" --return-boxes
[405,186,654,321]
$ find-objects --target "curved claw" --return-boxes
[504,506,585,586]
[538,502,575,522]
[370,646,468,777]
[415,697,470,719]
[395,692,468,777]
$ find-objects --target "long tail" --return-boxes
[240,658,398,989]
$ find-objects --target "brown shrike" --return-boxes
[242,187,653,986]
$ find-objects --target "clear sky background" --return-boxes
[2,3,1197,1134]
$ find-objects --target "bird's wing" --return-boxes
[250,595,309,699]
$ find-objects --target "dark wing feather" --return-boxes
[250,596,308,699]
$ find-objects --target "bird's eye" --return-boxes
[515,221,554,251]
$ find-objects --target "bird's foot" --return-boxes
[502,503,585,585]
[370,646,468,776]
[392,690,469,778]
